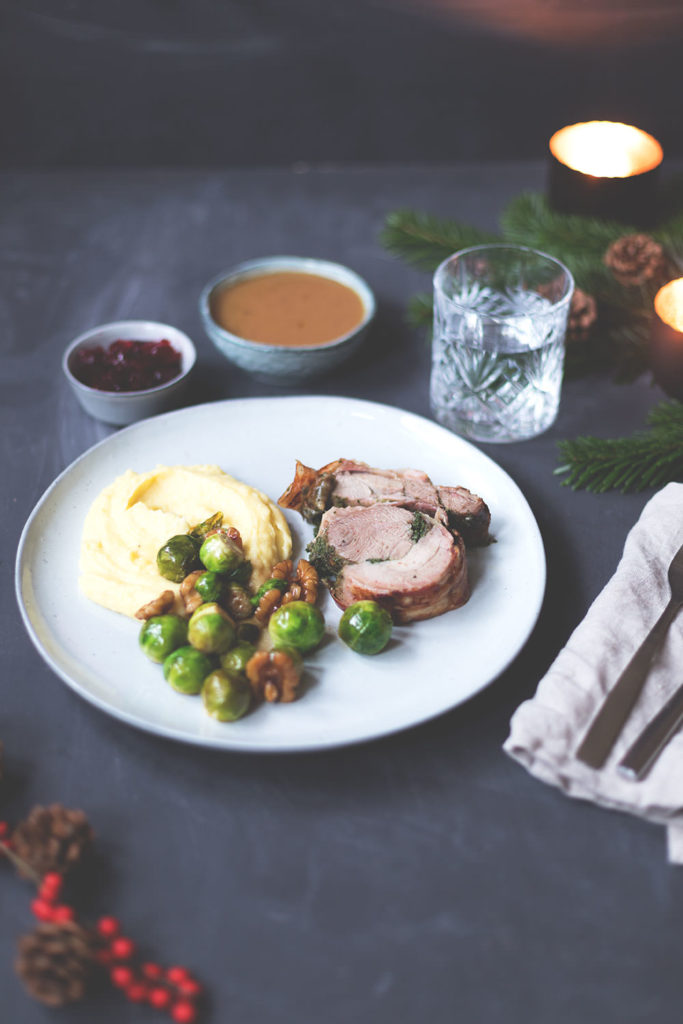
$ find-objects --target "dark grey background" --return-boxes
[3,162,683,1024]
[2,0,682,167]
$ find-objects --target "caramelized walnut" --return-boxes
[246,649,302,703]
[180,570,204,616]
[257,559,319,619]
[134,590,175,620]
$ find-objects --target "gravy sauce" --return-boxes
[211,271,365,348]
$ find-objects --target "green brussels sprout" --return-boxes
[251,578,289,608]
[189,511,223,541]
[338,600,393,655]
[187,602,236,654]
[156,534,200,583]
[139,614,188,663]
[268,600,325,654]
[227,559,252,585]
[194,571,224,603]
[163,645,213,694]
[220,641,257,676]
[236,621,261,645]
[199,531,244,575]
[202,669,251,722]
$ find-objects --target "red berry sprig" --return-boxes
[96,917,202,1021]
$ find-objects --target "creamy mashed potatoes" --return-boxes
[79,465,292,618]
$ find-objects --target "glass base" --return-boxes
[432,405,558,444]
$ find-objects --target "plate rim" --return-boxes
[15,394,546,753]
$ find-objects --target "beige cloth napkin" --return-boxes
[504,482,683,863]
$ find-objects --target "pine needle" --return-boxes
[556,400,683,493]
[380,209,499,272]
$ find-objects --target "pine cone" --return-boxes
[604,233,666,287]
[12,805,93,878]
[15,922,97,1007]
[567,288,598,342]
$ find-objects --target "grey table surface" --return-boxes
[2,162,682,1024]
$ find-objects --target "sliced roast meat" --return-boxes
[279,459,491,546]
[308,504,469,624]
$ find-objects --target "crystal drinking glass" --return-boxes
[430,245,574,443]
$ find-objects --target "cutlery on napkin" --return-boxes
[504,483,683,864]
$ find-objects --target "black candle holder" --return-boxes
[548,122,663,226]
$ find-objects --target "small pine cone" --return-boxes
[604,233,666,287]
[15,922,97,1007]
[12,805,93,878]
[567,288,598,342]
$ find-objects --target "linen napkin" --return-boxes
[504,482,683,863]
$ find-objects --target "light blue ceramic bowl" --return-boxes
[62,320,196,426]
[199,256,376,384]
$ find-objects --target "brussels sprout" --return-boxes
[163,645,213,694]
[199,531,244,575]
[220,641,257,676]
[338,600,393,655]
[156,534,200,583]
[139,614,188,663]
[227,559,252,585]
[189,512,223,541]
[268,601,325,654]
[202,669,251,722]
[251,578,289,608]
[187,602,236,654]
[236,621,261,645]
[194,571,224,603]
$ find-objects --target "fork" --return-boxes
[576,540,683,770]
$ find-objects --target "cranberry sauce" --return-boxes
[71,339,182,392]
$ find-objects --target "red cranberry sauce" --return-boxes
[71,339,183,392]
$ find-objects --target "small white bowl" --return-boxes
[199,256,376,383]
[63,320,196,426]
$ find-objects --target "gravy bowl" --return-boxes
[199,256,376,383]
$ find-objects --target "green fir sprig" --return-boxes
[555,401,683,493]
[380,209,498,272]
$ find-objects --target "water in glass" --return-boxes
[430,282,568,443]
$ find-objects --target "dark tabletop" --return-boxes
[2,163,681,1024]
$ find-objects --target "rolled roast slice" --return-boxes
[308,504,469,623]
[279,459,491,546]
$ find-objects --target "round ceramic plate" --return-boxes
[15,396,545,752]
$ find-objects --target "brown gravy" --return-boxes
[211,271,365,348]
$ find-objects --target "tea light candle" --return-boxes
[548,121,663,224]
[651,279,683,399]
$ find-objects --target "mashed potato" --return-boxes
[79,465,292,618]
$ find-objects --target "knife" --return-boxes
[617,682,683,780]
[576,542,683,770]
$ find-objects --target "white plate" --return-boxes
[15,396,545,752]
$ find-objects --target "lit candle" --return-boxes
[651,279,683,399]
[548,121,663,224]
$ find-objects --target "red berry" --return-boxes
[30,898,54,921]
[42,871,63,890]
[52,905,75,923]
[148,986,172,1009]
[166,966,189,985]
[111,936,136,960]
[125,982,148,1003]
[97,916,120,938]
[171,1000,197,1024]
[142,962,163,980]
[178,979,202,998]
[0,822,8,838]
[110,966,134,988]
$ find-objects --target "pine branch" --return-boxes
[380,209,499,272]
[555,400,683,493]
[500,193,635,272]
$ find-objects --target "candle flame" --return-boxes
[655,279,683,333]
[549,121,663,179]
